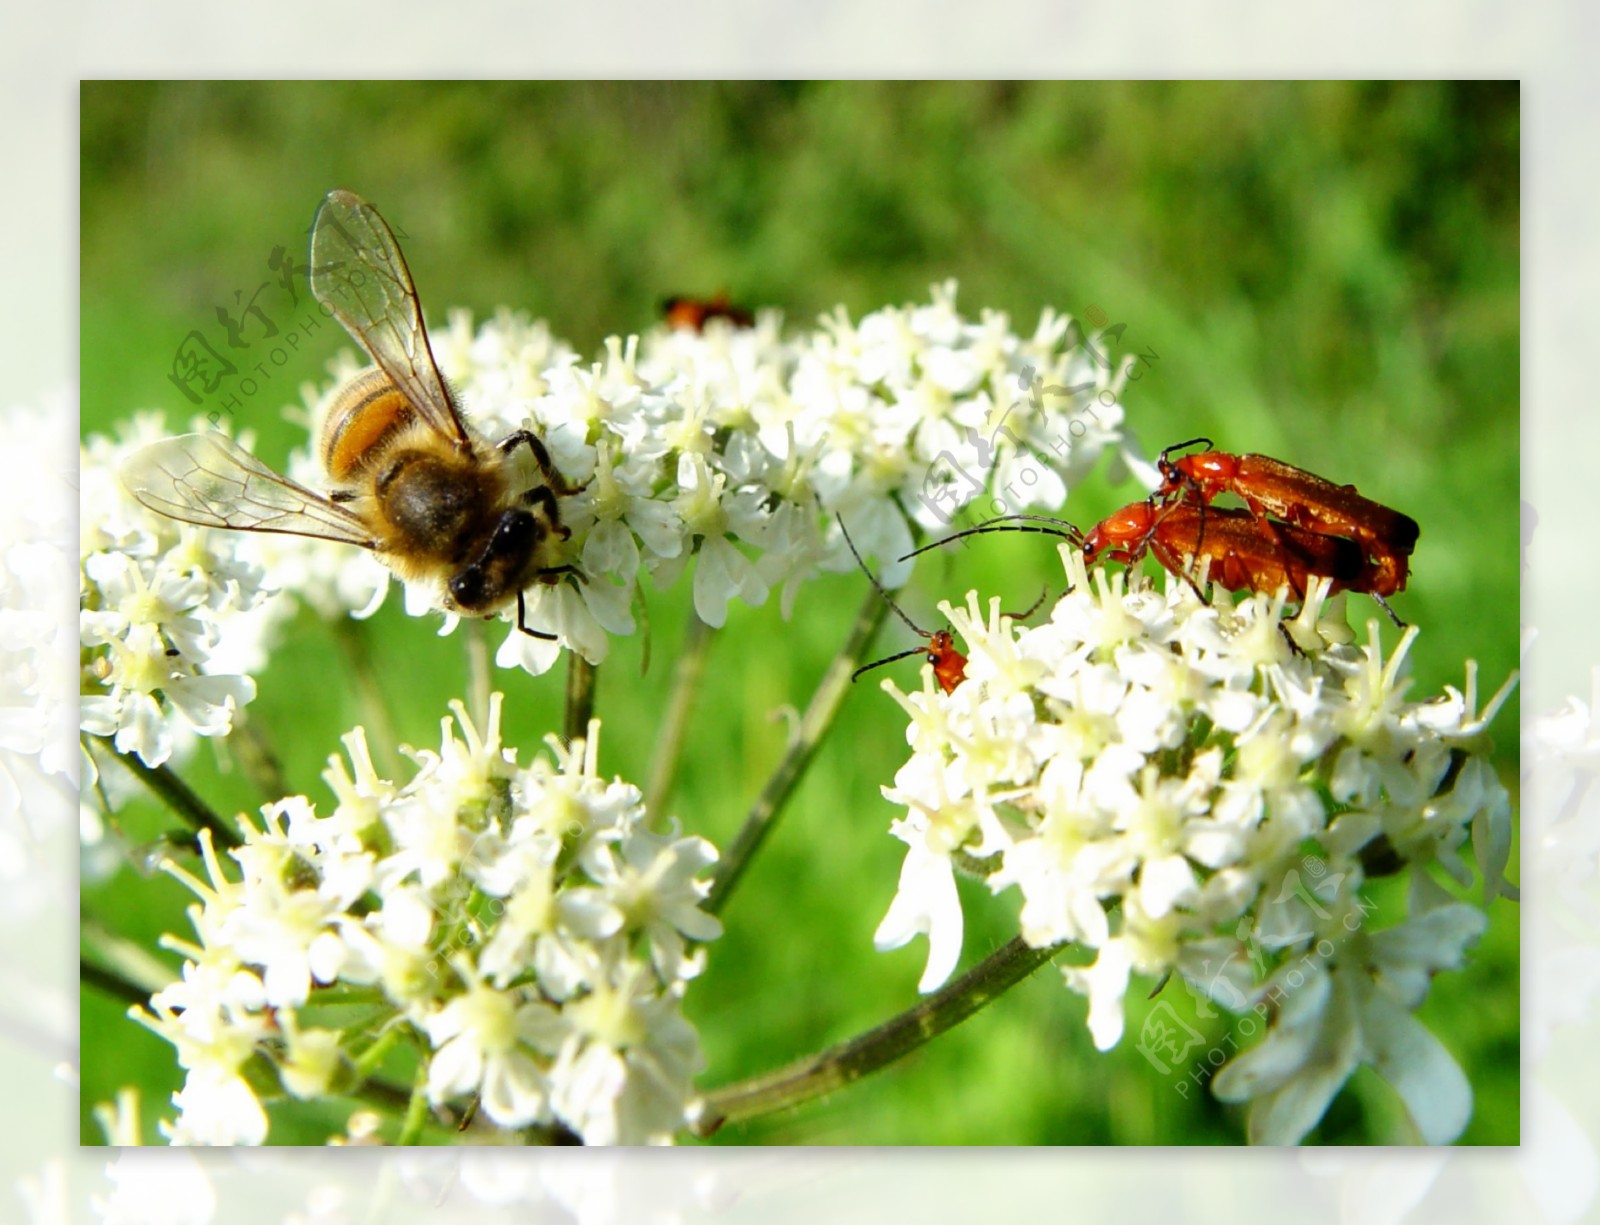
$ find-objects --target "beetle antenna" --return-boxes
[899,513,1085,562]
[1159,435,1214,465]
[850,646,928,683]
[1006,585,1051,622]
[836,514,926,638]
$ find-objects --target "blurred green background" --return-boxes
[80,81,1519,1145]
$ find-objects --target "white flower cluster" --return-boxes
[132,696,720,1145]
[503,283,1148,669]
[873,548,1517,1144]
[80,414,289,771]
[1526,661,1600,1062]
[95,285,1146,684]
[1,393,77,873]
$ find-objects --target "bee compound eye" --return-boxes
[449,509,542,615]
[448,563,490,611]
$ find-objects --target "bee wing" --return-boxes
[309,189,471,449]
[121,433,378,547]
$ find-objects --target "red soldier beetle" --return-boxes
[903,499,1369,614]
[1155,437,1418,611]
[1082,499,1367,604]
[838,515,969,693]
[661,292,755,332]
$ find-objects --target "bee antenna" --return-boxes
[899,513,1084,562]
[836,514,926,637]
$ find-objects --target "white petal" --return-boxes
[426,1036,483,1102]
[1064,938,1132,1051]
[1360,986,1472,1144]
[1211,965,1334,1102]
[1138,853,1197,918]
[1367,904,1488,1009]
[873,843,963,993]
[482,1049,550,1128]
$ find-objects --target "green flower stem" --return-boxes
[329,614,403,781]
[226,710,288,804]
[351,1022,408,1082]
[80,959,154,1009]
[350,1076,413,1118]
[692,935,1067,1135]
[97,736,243,849]
[645,611,715,816]
[81,916,177,999]
[397,1055,431,1146]
[705,586,893,916]
[464,618,493,737]
[308,983,394,1010]
[564,653,599,747]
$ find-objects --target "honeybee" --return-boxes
[122,189,581,638]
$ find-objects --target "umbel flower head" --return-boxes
[85,284,1149,735]
[872,548,1517,1144]
[440,285,1144,660]
[131,696,721,1145]
[79,414,287,772]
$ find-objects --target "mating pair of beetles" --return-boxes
[847,440,1421,693]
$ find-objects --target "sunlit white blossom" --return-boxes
[137,696,719,1144]
[80,413,286,772]
[873,549,1517,1143]
[91,287,1146,692]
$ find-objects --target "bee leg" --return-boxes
[537,564,586,585]
[514,590,560,641]
[522,484,572,540]
[499,429,586,497]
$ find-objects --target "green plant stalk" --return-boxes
[305,984,394,1008]
[464,618,493,737]
[705,586,892,916]
[564,653,598,748]
[97,736,243,848]
[81,914,179,1000]
[80,959,156,1010]
[645,611,715,816]
[397,1056,431,1146]
[226,710,288,804]
[329,614,403,781]
[352,1022,408,1082]
[693,935,1066,1134]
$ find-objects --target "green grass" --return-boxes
[79,81,1519,1145]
